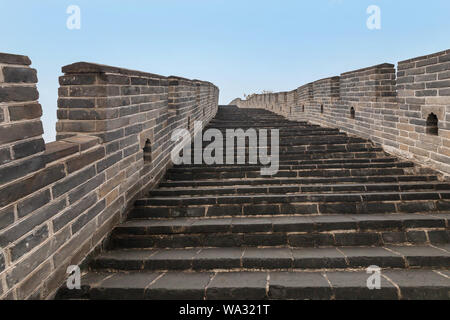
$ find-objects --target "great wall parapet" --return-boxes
[231,49,450,176]
[0,53,219,299]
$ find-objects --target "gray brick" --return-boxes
[8,103,42,121]
[12,138,45,160]
[65,147,105,174]
[96,152,122,173]
[94,272,163,300]
[0,164,65,208]
[0,121,43,144]
[53,193,97,232]
[0,249,5,273]
[10,224,49,261]
[0,205,14,231]
[428,230,450,244]
[59,74,96,86]
[68,173,105,204]
[17,189,51,218]
[0,199,66,247]
[71,199,106,234]
[242,248,292,269]
[57,98,95,109]
[439,88,450,96]
[16,260,52,299]
[0,86,39,102]
[293,247,346,269]
[2,67,37,83]
[0,53,31,65]
[52,166,96,198]
[0,147,11,165]
[438,54,450,63]
[193,248,241,270]
[0,155,45,185]
[426,80,450,89]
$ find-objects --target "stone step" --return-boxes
[208,117,307,122]
[206,124,315,129]
[182,151,389,162]
[204,127,333,133]
[132,197,450,219]
[111,214,450,249]
[137,191,450,207]
[90,245,450,272]
[150,182,450,197]
[175,157,400,169]
[196,134,360,142]
[55,269,450,300]
[114,213,450,235]
[206,120,322,124]
[204,124,319,129]
[167,162,415,175]
[203,129,342,137]
[206,124,320,128]
[204,130,346,138]
[166,167,411,181]
[180,146,382,160]
[57,105,450,300]
[179,150,387,163]
[196,141,371,151]
[110,230,450,251]
[207,119,309,123]
[159,175,439,188]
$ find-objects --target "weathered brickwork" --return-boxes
[0,53,218,299]
[231,49,450,175]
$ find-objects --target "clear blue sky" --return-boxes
[1,0,450,141]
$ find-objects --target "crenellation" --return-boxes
[232,49,450,177]
[0,53,31,67]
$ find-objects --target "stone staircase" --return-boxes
[57,106,450,300]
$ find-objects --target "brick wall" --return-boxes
[396,50,450,173]
[0,53,219,299]
[231,49,450,176]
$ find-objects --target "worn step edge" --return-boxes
[150,182,450,197]
[159,175,440,188]
[110,228,450,249]
[55,269,450,300]
[137,191,450,206]
[90,245,450,272]
[115,213,450,234]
